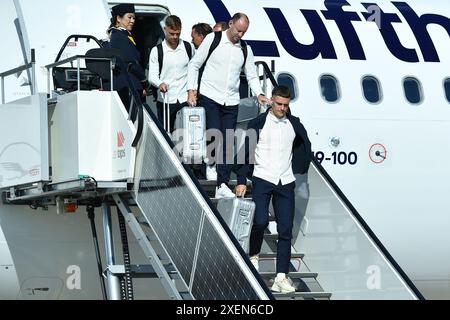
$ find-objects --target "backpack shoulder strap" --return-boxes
[240,39,248,68]
[205,31,221,66]
[157,43,163,76]
[183,40,192,60]
[198,32,222,90]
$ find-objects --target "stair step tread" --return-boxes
[210,197,253,203]
[198,179,251,187]
[260,271,318,279]
[272,291,332,299]
[259,252,304,259]
[263,233,278,240]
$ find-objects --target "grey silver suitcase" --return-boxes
[174,106,207,164]
[216,198,255,253]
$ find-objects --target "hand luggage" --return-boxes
[174,106,207,164]
[237,96,259,123]
[216,197,255,253]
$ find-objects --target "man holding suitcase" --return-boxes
[187,13,266,198]
[149,15,193,132]
[236,86,312,293]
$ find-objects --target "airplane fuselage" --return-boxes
[0,0,449,299]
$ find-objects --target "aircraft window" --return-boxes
[276,73,298,101]
[403,77,423,104]
[320,75,340,103]
[362,76,382,104]
[444,78,450,103]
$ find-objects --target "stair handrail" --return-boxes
[309,156,425,299]
[0,49,36,104]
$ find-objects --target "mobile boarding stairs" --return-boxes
[0,46,423,300]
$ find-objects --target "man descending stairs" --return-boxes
[250,255,294,293]
[201,179,332,300]
[192,86,332,299]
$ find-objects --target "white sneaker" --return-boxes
[215,183,235,199]
[271,273,295,293]
[249,255,259,272]
[206,165,217,181]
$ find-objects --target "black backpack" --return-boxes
[198,31,248,92]
[151,40,193,101]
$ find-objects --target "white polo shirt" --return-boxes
[187,31,262,106]
[253,111,296,185]
[149,39,193,104]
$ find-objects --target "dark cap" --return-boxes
[111,3,135,16]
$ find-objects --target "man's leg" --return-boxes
[272,181,296,274]
[169,101,186,133]
[156,101,164,128]
[217,105,238,186]
[199,95,221,179]
[249,177,273,257]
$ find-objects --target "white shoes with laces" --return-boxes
[215,183,235,199]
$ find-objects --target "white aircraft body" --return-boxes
[0,0,449,299]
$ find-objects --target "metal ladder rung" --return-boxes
[113,194,190,300]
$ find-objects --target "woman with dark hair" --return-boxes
[107,3,148,119]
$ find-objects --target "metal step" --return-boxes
[259,252,305,259]
[198,179,252,187]
[198,179,253,197]
[209,197,253,204]
[259,271,318,279]
[263,233,279,241]
[272,291,332,300]
[127,264,180,279]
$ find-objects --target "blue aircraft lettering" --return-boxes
[362,3,419,63]
[393,2,450,62]
[203,0,449,63]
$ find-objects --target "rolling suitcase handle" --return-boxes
[163,92,170,133]
[259,101,270,114]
